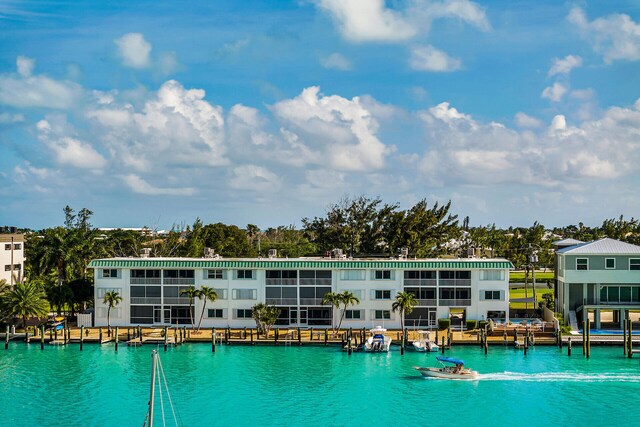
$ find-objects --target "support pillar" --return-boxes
[594,308,601,330]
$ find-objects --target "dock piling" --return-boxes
[99,328,103,344]
[324,329,328,346]
[628,319,633,358]
[441,336,445,354]
[567,337,572,356]
[164,326,168,352]
[40,325,45,350]
[250,328,254,345]
[80,326,84,351]
[212,328,216,352]
[115,327,119,351]
[586,319,591,359]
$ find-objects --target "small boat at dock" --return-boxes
[412,330,439,352]
[363,326,392,352]
[414,356,478,380]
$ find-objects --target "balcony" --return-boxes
[439,299,471,306]
[299,298,323,305]
[265,278,297,286]
[163,297,191,305]
[131,297,161,305]
[439,279,471,287]
[266,298,298,305]
[415,299,437,306]
[403,279,437,287]
[130,278,161,285]
[163,278,195,285]
[299,278,332,286]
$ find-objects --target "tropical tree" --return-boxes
[335,291,361,332]
[180,286,200,328]
[196,286,218,332]
[2,282,49,339]
[392,292,417,341]
[321,292,341,332]
[102,290,122,336]
[251,303,281,337]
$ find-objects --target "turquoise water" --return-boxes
[1,343,640,426]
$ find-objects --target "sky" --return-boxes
[1,0,639,231]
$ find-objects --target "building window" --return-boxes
[374,270,392,280]
[13,264,21,270]
[14,244,21,250]
[96,288,122,298]
[102,269,118,278]
[605,258,615,269]
[576,258,588,270]
[3,244,9,250]
[630,259,640,271]
[4,265,11,271]
[206,270,225,280]
[207,309,225,318]
[340,270,366,280]
[235,309,253,319]
[373,290,391,300]
[213,288,228,300]
[482,290,503,300]
[480,270,505,281]
[374,310,391,320]
[235,270,254,279]
[345,310,363,319]
[232,289,257,300]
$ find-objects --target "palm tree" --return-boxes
[196,286,218,332]
[2,282,49,339]
[321,292,341,333]
[180,286,200,329]
[392,292,417,342]
[335,291,360,332]
[103,290,122,336]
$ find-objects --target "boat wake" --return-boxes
[477,371,640,383]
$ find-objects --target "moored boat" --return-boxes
[414,356,478,379]
[412,330,439,352]
[363,326,392,352]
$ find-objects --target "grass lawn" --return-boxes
[509,287,553,309]
[509,271,554,282]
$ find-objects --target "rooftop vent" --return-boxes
[140,248,151,258]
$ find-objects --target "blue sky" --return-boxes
[1,0,639,230]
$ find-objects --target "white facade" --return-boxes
[0,234,24,285]
[91,257,511,329]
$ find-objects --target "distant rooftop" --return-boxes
[552,238,584,247]
[556,238,640,255]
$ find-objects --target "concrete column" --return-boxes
[594,309,601,329]
[620,309,626,329]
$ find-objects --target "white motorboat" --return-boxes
[363,326,392,352]
[414,356,478,380]
[412,330,439,352]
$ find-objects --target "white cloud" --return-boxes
[541,82,567,102]
[569,7,640,63]
[315,0,489,43]
[320,53,352,71]
[0,57,82,109]
[36,119,107,169]
[228,165,282,191]
[548,55,583,76]
[87,80,227,171]
[158,51,179,75]
[16,56,35,77]
[123,174,196,196]
[409,45,461,72]
[114,33,152,68]
[271,86,389,171]
[514,112,542,128]
[0,113,24,124]
[315,0,416,42]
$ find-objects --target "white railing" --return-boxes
[266,298,298,305]
[415,299,437,306]
[130,278,161,284]
[163,297,191,305]
[300,298,323,305]
[403,279,437,286]
[130,297,161,304]
[438,299,471,306]
[163,278,195,285]
[265,278,298,286]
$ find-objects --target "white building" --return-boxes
[0,233,24,285]
[90,257,512,329]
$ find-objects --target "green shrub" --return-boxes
[438,318,451,330]
[466,320,478,330]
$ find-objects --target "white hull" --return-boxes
[412,341,439,352]
[363,336,392,352]
[414,367,478,380]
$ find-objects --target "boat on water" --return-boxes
[363,326,392,352]
[412,330,439,352]
[414,356,478,380]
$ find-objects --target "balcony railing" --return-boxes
[403,279,437,286]
[439,279,471,287]
[131,297,161,305]
[163,278,195,285]
[130,278,161,285]
[265,278,297,286]
[415,299,437,306]
[439,299,471,306]
[163,297,191,305]
[299,278,332,286]
[266,298,298,305]
[300,298,323,305]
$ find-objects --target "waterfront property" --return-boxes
[89,255,512,329]
[556,238,640,329]
[0,232,24,286]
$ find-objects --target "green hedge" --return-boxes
[438,318,451,330]
[466,320,478,330]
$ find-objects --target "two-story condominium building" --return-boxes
[89,257,512,329]
[0,233,24,286]
[556,238,640,329]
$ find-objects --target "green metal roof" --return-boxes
[88,258,513,269]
